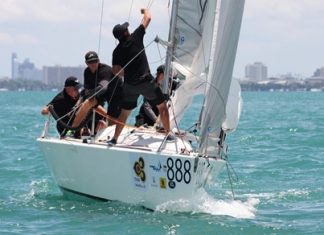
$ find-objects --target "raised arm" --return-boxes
[141,8,151,29]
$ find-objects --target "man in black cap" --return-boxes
[41,76,82,136]
[72,51,123,128]
[135,65,180,127]
[109,8,174,145]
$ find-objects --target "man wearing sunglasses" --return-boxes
[72,51,123,130]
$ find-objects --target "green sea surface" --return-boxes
[0,91,323,234]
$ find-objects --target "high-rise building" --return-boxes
[11,53,42,80]
[43,65,85,86]
[11,53,19,79]
[11,52,85,84]
[245,62,268,81]
[19,58,42,81]
[312,67,324,78]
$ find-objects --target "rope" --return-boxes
[48,105,92,132]
[52,37,156,131]
[225,157,238,199]
[94,109,170,135]
[97,0,105,55]
[50,98,82,123]
[89,0,106,136]
[47,0,174,139]
[127,0,134,22]
[147,0,154,9]
[84,39,156,104]
[155,43,165,65]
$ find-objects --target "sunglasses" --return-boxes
[87,60,99,64]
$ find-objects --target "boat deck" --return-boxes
[62,126,196,155]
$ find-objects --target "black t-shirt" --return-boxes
[112,25,151,85]
[47,89,78,133]
[84,63,122,102]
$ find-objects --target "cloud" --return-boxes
[15,34,40,44]
[1,0,323,77]
[0,0,99,23]
[235,0,324,76]
[0,32,39,44]
[0,32,12,43]
[245,0,324,19]
[0,0,170,23]
[0,0,24,21]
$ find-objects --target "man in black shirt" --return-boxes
[109,8,173,145]
[72,51,123,128]
[135,65,180,127]
[41,76,81,136]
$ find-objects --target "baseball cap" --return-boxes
[85,51,99,63]
[112,22,129,40]
[156,65,165,75]
[64,76,82,89]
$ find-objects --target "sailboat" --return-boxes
[37,0,245,210]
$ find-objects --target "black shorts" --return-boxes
[122,81,165,110]
[107,98,122,118]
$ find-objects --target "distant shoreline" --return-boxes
[240,80,324,92]
[0,78,323,92]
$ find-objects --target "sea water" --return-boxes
[0,91,323,234]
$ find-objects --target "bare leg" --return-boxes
[112,109,132,142]
[156,101,170,133]
[95,105,107,118]
[72,98,98,128]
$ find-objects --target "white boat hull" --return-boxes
[37,135,226,210]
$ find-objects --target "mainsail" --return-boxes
[167,0,245,156]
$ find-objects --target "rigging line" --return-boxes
[57,25,157,122]
[147,0,154,9]
[60,98,83,134]
[225,162,235,199]
[168,99,189,153]
[172,55,203,80]
[226,159,238,182]
[157,42,202,80]
[225,160,239,200]
[128,0,134,22]
[89,0,106,137]
[171,51,226,109]
[97,0,105,55]
[149,56,166,66]
[51,97,82,123]
[78,39,157,110]
[93,110,170,135]
[156,43,164,64]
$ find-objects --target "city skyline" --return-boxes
[1,0,324,78]
[9,52,323,83]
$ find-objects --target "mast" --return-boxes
[162,0,179,94]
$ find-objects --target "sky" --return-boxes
[1,0,324,79]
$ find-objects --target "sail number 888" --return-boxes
[167,158,191,184]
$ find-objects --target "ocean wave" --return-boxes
[155,188,259,219]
